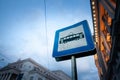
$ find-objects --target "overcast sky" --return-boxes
[0,0,99,80]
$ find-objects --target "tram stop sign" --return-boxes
[53,20,96,61]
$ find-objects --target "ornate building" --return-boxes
[90,0,120,80]
[0,58,71,80]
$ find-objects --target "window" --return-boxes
[30,76,34,80]
[17,73,23,80]
[29,65,31,68]
[20,64,22,68]
[38,77,42,80]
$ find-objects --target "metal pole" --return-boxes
[71,56,78,80]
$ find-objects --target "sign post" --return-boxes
[52,20,96,80]
[71,56,77,80]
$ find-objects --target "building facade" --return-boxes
[90,0,120,80]
[0,58,71,80]
[52,70,71,80]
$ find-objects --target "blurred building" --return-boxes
[90,0,120,80]
[52,70,71,80]
[0,58,71,80]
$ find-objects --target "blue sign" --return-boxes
[53,20,95,61]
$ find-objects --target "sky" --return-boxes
[0,0,99,80]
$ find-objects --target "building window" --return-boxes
[38,77,42,80]
[13,66,16,69]
[30,76,34,80]
[20,64,22,68]
[17,73,24,80]
[29,65,31,68]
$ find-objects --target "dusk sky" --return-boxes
[0,0,99,80]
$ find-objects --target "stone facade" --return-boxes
[0,58,71,80]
